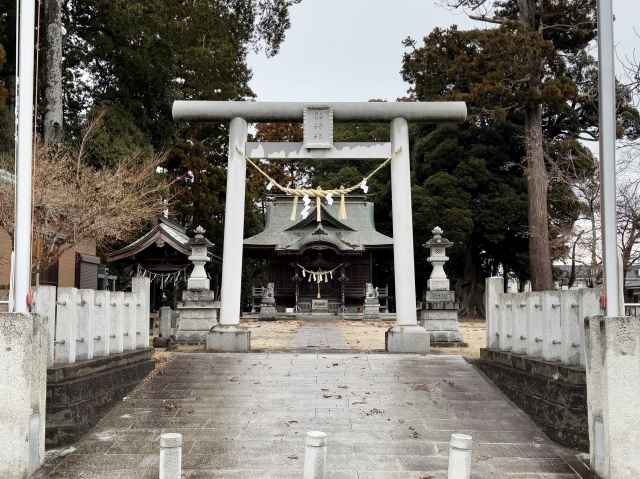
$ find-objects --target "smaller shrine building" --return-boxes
[244,195,392,313]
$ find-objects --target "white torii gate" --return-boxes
[173,100,467,352]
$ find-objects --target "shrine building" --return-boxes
[244,194,392,314]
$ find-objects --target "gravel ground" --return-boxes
[169,319,487,357]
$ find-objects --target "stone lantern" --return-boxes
[176,226,219,343]
[420,226,463,344]
[187,226,210,290]
[424,226,453,292]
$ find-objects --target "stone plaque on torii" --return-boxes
[172,100,466,352]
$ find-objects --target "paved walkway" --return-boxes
[290,319,350,351]
[37,352,582,479]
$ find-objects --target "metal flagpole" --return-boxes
[597,0,620,317]
[13,0,36,313]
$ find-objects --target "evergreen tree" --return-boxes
[403,2,640,289]
[60,0,299,251]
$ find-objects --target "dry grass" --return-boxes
[243,319,304,350]
[338,320,391,351]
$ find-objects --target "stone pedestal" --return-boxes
[364,297,380,319]
[259,302,277,320]
[385,325,430,353]
[363,283,380,319]
[312,299,329,314]
[420,290,464,344]
[259,283,277,320]
[206,325,251,352]
[175,290,219,343]
[159,306,173,338]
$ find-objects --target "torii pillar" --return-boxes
[173,101,467,352]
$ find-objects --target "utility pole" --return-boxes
[13,0,36,313]
[597,0,620,317]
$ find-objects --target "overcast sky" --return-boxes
[248,0,640,103]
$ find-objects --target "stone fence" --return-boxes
[484,277,601,367]
[34,277,151,367]
[31,277,155,447]
[478,277,602,450]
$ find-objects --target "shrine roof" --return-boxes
[106,216,215,262]
[244,195,392,253]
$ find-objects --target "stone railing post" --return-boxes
[578,288,600,368]
[123,292,136,351]
[502,294,514,352]
[93,291,110,357]
[54,288,79,364]
[303,431,327,479]
[132,276,151,349]
[447,433,472,479]
[513,295,528,354]
[526,292,543,358]
[541,291,561,362]
[484,277,502,350]
[33,285,57,367]
[77,289,95,361]
[559,290,580,366]
[110,292,124,354]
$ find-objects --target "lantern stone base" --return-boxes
[206,325,251,352]
[385,325,430,353]
[420,293,464,345]
[175,290,219,344]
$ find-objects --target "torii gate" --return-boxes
[172,101,467,352]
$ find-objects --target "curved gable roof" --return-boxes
[106,217,214,262]
[244,195,392,253]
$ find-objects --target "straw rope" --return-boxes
[240,145,392,221]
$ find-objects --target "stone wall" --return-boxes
[476,348,588,451]
[46,348,154,447]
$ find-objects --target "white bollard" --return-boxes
[447,433,472,479]
[159,433,182,479]
[303,431,327,479]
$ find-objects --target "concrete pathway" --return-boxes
[36,353,583,479]
[289,319,350,351]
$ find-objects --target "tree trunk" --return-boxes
[518,0,554,291]
[43,0,63,144]
[458,243,485,318]
[525,105,554,290]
